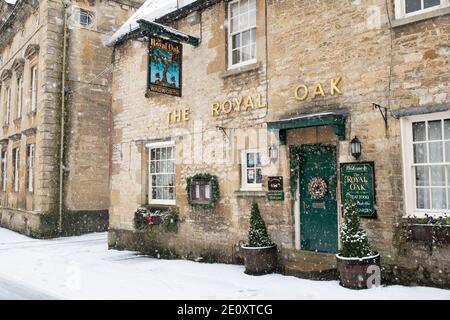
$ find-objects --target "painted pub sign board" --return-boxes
[148,37,182,97]
[340,162,376,218]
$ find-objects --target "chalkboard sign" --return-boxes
[340,162,376,218]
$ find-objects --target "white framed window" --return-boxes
[16,76,23,119]
[26,144,34,193]
[74,8,94,27]
[395,0,449,19]
[240,149,263,191]
[228,0,257,69]
[30,65,38,113]
[12,147,19,192]
[1,149,7,192]
[401,111,450,217]
[146,141,176,205]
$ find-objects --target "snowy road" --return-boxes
[0,227,449,300]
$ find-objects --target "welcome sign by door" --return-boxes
[340,162,376,218]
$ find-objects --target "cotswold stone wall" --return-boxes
[110,0,450,287]
[0,0,141,237]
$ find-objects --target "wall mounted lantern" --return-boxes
[350,136,362,160]
[269,144,279,162]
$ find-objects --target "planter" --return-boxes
[336,252,380,289]
[241,244,278,275]
[408,224,450,244]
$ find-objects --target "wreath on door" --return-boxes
[308,177,327,199]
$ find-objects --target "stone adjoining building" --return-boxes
[108,0,450,288]
[0,0,143,237]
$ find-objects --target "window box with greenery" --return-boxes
[336,195,381,289]
[134,206,179,233]
[406,214,450,244]
[186,173,219,209]
[241,201,278,275]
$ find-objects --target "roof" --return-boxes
[104,0,198,46]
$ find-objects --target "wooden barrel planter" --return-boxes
[241,244,278,275]
[336,253,380,289]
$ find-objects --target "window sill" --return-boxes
[392,6,450,28]
[220,61,261,79]
[234,190,266,198]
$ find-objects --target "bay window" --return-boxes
[401,111,450,216]
[228,0,257,68]
[147,141,176,205]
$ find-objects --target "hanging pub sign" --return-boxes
[340,162,376,218]
[147,36,182,97]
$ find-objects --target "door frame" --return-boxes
[293,142,341,252]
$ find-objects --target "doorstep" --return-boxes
[281,250,338,281]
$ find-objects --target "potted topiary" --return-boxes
[241,201,278,275]
[336,194,380,289]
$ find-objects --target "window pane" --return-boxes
[247,169,255,183]
[444,119,450,139]
[448,188,450,209]
[151,149,156,160]
[256,152,261,166]
[150,161,156,173]
[240,0,249,13]
[242,46,252,61]
[240,13,249,29]
[428,120,442,140]
[251,44,256,60]
[230,17,239,33]
[249,9,256,26]
[405,0,422,13]
[413,143,427,163]
[232,49,240,65]
[415,166,429,186]
[256,168,262,184]
[445,142,450,162]
[232,34,240,50]
[242,30,251,46]
[151,175,156,186]
[430,165,445,186]
[247,153,255,167]
[431,188,446,209]
[429,142,443,163]
[416,188,430,209]
[230,2,239,17]
[249,0,256,10]
[413,122,426,141]
[424,0,440,8]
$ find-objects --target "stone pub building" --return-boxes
[108,0,450,288]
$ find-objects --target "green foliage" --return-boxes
[289,144,337,197]
[186,173,220,209]
[161,207,179,233]
[248,202,273,247]
[134,206,179,233]
[340,194,373,258]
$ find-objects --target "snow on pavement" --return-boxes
[0,227,449,300]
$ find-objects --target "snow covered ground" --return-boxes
[0,227,449,300]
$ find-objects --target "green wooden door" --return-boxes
[299,144,338,253]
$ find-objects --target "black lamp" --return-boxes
[350,136,362,160]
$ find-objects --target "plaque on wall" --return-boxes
[340,162,376,218]
[268,176,283,191]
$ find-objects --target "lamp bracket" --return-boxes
[372,103,390,128]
